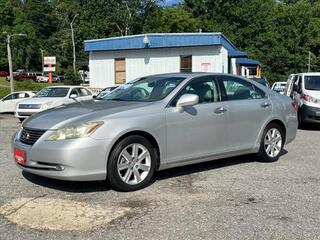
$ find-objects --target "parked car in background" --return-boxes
[287,72,320,126]
[95,86,118,99]
[13,72,37,81]
[271,82,287,94]
[12,73,297,191]
[54,75,65,83]
[0,91,36,113]
[284,74,297,97]
[15,86,92,122]
[0,71,9,78]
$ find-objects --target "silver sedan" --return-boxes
[12,73,298,191]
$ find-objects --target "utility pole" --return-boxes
[70,14,78,75]
[2,32,27,93]
[40,49,44,73]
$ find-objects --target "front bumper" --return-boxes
[16,109,41,119]
[12,131,112,181]
[300,105,320,124]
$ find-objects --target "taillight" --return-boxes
[300,94,309,101]
[291,101,298,111]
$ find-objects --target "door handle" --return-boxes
[214,107,227,114]
[261,102,271,108]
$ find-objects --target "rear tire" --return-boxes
[298,110,304,129]
[257,123,284,162]
[107,135,157,192]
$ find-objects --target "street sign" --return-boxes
[44,56,56,65]
[43,66,56,72]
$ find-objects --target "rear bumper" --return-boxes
[300,105,320,123]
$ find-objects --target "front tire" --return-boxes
[107,135,157,191]
[257,123,284,162]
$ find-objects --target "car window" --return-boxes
[35,88,69,98]
[3,93,15,101]
[170,76,220,107]
[103,76,185,102]
[220,76,265,100]
[79,88,91,96]
[69,88,80,97]
[25,93,30,98]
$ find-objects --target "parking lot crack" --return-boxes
[2,194,47,217]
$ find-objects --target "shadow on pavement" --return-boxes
[299,124,320,131]
[22,171,110,193]
[22,150,288,192]
[154,152,285,181]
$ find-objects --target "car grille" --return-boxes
[20,128,46,145]
[17,112,34,117]
[19,104,41,109]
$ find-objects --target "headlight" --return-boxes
[45,121,104,141]
[41,102,54,109]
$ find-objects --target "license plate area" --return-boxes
[14,147,26,165]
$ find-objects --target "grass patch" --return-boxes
[0,78,63,98]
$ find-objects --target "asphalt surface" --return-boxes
[1,113,320,240]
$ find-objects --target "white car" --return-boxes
[271,81,287,94]
[16,86,92,122]
[0,91,36,113]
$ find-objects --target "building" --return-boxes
[84,33,260,88]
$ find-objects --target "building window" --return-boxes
[180,55,192,72]
[115,58,126,84]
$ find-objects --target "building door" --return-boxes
[180,55,192,72]
[115,58,126,84]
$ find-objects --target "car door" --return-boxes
[218,75,271,151]
[10,92,29,112]
[78,88,93,101]
[165,75,228,163]
[0,93,20,112]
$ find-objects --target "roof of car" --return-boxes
[296,72,320,76]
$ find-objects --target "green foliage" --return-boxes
[63,68,81,85]
[1,0,320,83]
[0,78,63,98]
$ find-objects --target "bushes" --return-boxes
[0,78,63,98]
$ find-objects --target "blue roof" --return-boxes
[84,33,247,57]
[236,57,260,65]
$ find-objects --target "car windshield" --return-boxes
[34,87,69,98]
[99,76,186,102]
[305,76,320,90]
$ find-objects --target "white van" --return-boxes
[286,72,320,125]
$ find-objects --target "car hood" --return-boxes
[18,97,65,105]
[23,100,154,130]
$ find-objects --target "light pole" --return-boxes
[2,32,27,93]
[40,49,44,73]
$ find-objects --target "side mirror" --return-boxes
[93,95,97,99]
[70,94,78,99]
[176,94,199,108]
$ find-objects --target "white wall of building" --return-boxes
[89,45,228,88]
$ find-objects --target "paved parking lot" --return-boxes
[1,114,320,240]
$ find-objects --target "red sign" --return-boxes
[14,147,26,165]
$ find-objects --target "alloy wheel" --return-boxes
[117,143,151,185]
[264,128,282,158]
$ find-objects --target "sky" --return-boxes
[164,0,181,6]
